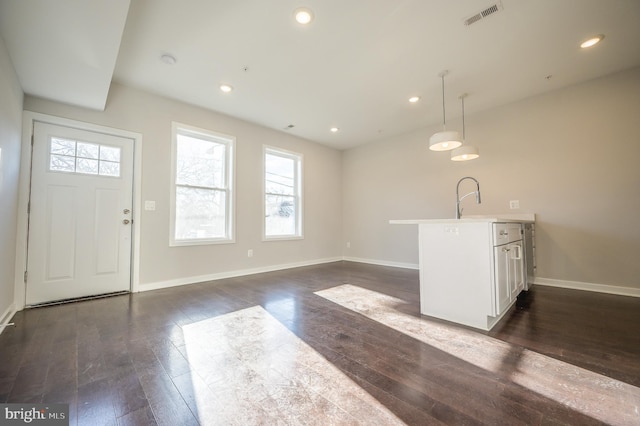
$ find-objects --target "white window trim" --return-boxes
[170,122,235,246]
[262,145,304,241]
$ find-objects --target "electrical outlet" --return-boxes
[346,241,351,248]
[247,249,253,258]
[509,200,520,209]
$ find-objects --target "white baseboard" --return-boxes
[139,257,343,292]
[534,277,640,298]
[342,256,419,270]
[0,302,17,336]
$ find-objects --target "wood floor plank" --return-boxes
[116,405,157,426]
[134,360,199,426]
[77,377,117,426]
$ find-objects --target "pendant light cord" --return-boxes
[461,95,465,140]
[441,74,446,128]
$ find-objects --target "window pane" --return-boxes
[176,134,226,188]
[51,138,76,156]
[99,160,120,177]
[49,138,122,178]
[265,194,296,236]
[77,142,99,159]
[265,153,294,195]
[50,154,75,172]
[100,145,121,162]
[175,186,226,239]
[76,158,99,174]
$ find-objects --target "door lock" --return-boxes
[123,209,130,214]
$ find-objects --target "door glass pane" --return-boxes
[77,142,99,159]
[77,158,99,174]
[50,154,76,172]
[99,161,120,177]
[265,194,296,236]
[51,138,76,156]
[175,186,226,239]
[100,145,121,162]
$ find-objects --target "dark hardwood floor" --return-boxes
[0,261,638,425]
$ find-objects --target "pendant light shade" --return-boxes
[450,93,479,162]
[451,145,479,161]
[430,131,462,151]
[429,71,462,151]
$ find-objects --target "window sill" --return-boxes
[262,235,304,242]
[170,238,235,247]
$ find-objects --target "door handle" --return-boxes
[123,219,130,225]
[512,245,522,260]
[123,209,130,214]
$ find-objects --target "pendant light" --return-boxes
[429,71,462,151]
[451,94,480,161]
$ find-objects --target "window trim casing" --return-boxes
[262,145,304,241]
[170,122,236,246]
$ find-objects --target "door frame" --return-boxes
[14,112,143,309]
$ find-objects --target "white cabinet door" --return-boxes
[495,245,511,314]
[495,241,525,315]
[510,241,525,299]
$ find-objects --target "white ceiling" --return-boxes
[2,0,640,149]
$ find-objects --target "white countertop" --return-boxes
[389,213,535,225]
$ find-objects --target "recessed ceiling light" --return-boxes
[330,127,339,133]
[160,53,177,65]
[580,34,604,49]
[294,7,314,24]
[220,84,233,93]
[409,96,420,103]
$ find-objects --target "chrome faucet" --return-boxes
[456,176,481,219]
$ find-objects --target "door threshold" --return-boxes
[27,291,130,308]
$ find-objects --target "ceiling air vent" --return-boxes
[463,1,503,26]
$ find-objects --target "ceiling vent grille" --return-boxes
[463,1,503,26]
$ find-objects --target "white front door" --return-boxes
[26,121,134,305]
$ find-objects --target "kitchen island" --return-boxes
[390,214,535,331]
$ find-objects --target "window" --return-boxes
[49,137,121,177]
[264,146,302,239]
[171,123,234,245]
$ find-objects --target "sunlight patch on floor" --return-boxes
[181,305,405,425]
[315,284,640,425]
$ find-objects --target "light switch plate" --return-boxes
[145,200,156,211]
[509,200,520,209]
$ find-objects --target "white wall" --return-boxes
[0,36,23,318]
[24,83,343,288]
[343,67,640,290]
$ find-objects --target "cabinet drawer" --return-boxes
[493,223,522,245]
